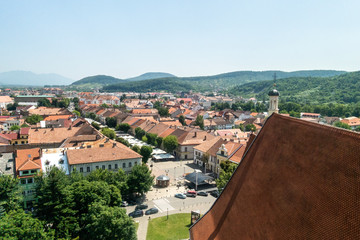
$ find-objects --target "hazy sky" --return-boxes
[1,0,359,80]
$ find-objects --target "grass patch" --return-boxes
[146,213,191,240]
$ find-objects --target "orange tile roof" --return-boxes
[158,128,175,138]
[44,115,72,121]
[67,142,141,165]
[190,114,360,239]
[28,124,97,144]
[15,148,42,172]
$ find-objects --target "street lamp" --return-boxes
[174,167,176,185]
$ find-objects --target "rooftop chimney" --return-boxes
[113,142,116,148]
[204,136,207,141]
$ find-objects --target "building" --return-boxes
[0,96,14,109]
[268,88,279,115]
[66,142,142,175]
[15,148,42,209]
[14,95,54,106]
[190,114,360,239]
[340,116,360,130]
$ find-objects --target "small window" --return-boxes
[87,167,90,172]
[185,155,188,160]
[96,166,99,169]
[21,179,26,184]
[129,162,132,168]
[115,164,118,169]
[102,165,105,170]
[185,147,187,152]
[221,151,224,155]
[123,163,126,168]
[27,178,33,184]
[23,170,29,175]
[80,167,83,173]
[134,162,137,165]
[21,141,25,144]
[108,165,112,170]
[30,170,37,174]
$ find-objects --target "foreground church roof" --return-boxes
[190,113,360,239]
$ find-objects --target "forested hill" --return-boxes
[227,71,360,104]
[102,70,346,92]
[71,75,125,86]
[125,72,176,81]
[102,78,193,92]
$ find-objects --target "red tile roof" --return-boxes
[190,114,360,239]
[15,148,42,172]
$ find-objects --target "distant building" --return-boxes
[268,88,279,115]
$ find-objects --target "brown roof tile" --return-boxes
[67,142,141,165]
[190,114,360,239]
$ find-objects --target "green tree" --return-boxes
[216,160,237,192]
[0,209,55,240]
[163,135,178,153]
[20,123,29,128]
[156,136,163,148]
[100,103,110,108]
[38,98,52,107]
[26,114,43,125]
[35,167,77,239]
[146,133,158,145]
[101,128,116,139]
[72,110,81,117]
[245,124,256,132]
[140,145,153,164]
[86,112,97,120]
[87,169,128,196]
[127,164,154,196]
[116,123,131,133]
[195,115,204,130]
[10,125,20,131]
[135,127,145,140]
[105,117,117,128]
[334,121,351,130]
[6,102,18,111]
[158,107,169,117]
[0,174,22,212]
[92,121,100,130]
[116,137,130,147]
[84,203,136,240]
[142,135,148,143]
[179,115,186,126]
[131,145,140,153]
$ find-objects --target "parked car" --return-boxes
[210,190,220,198]
[135,204,148,210]
[175,193,187,199]
[145,207,159,215]
[197,191,208,197]
[121,201,128,207]
[127,200,137,206]
[128,210,144,218]
[186,190,197,198]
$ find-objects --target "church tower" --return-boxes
[268,73,280,115]
[268,87,280,115]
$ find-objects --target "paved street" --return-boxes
[124,159,218,240]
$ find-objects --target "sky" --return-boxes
[1,0,360,80]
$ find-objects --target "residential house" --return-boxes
[66,141,142,175]
[340,116,360,130]
[0,96,14,109]
[15,148,42,208]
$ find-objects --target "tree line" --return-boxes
[0,165,154,239]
